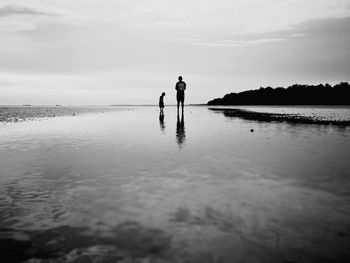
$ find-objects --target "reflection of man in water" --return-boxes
[176,111,185,147]
[175,76,186,112]
[159,111,165,133]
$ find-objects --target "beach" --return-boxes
[1,106,350,263]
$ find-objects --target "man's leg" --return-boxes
[181,96,184,112]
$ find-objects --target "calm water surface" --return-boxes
[0,106,350,262]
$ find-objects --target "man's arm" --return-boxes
[175,82,178,91]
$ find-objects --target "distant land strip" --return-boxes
[209,108,350,126]
[207,82,350,105]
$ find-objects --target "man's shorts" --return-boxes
[177,93,184,103]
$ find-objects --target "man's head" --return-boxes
[178,76,183,81]
[162,92,165,96]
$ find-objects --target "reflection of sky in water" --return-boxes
[0,106,350,262]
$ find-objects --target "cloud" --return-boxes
[120,0,350,35]
[290,33,306,38]
[0,4,61,32]
[0,4,96,32]
[171,37,285,47]
[0,1,349,104]
[0,4,57,17]
[0,80,16,86]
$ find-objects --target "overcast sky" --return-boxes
[1,0,350,105]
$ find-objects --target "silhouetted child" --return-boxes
[159,92,165,113]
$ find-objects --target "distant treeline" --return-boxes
[207,82,350,105]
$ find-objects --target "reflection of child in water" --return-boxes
[159,92,165,112]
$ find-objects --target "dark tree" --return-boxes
[207,82,350,105]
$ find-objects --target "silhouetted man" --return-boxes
[175,76,186,112]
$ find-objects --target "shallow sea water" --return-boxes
[0,106,350,263]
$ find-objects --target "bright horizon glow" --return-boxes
[1,0,350,105]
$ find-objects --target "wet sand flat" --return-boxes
[1,106,350,263]
[0,106,124,123]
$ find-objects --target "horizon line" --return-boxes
[0,104,207,107]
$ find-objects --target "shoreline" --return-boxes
[209,108,350,126]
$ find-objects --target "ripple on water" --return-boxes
[1,106,350,262]
[1,222,172,263]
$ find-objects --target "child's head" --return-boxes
[162,92,165,96]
